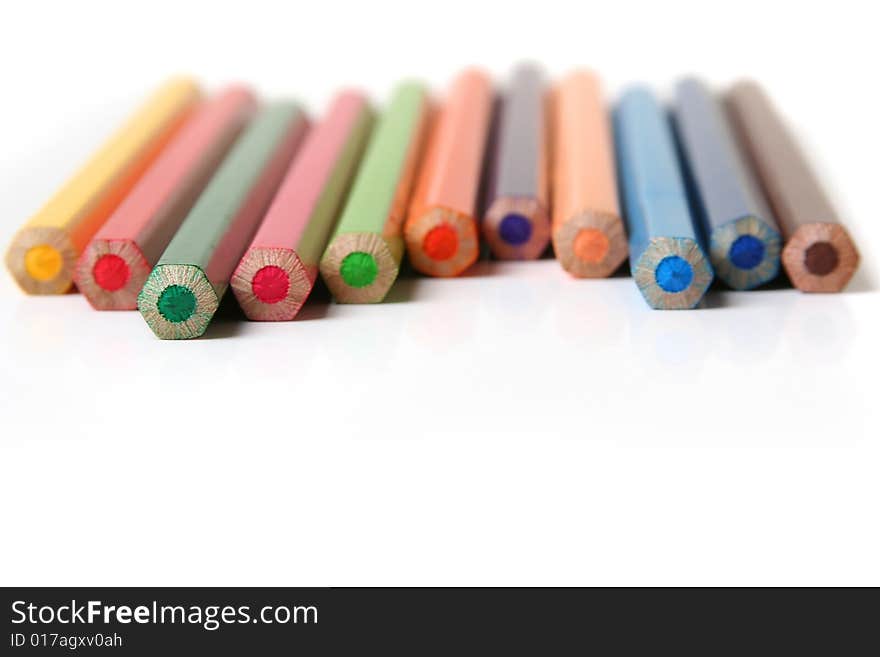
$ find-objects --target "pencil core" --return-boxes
[655,255,693,293]
[92,254,130,291]
[804,241,838,276]
[24,245,63,282]
[157,284,197,323]
[340,252,378,288]
[422,224,459,261]
[251,265,290,304]
[499,214,533,245]
[573,228,609,264]
[728,235,765,270]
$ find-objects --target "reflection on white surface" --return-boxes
[0,260,875,447]
[0,257,877,586]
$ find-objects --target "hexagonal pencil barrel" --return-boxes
[404,69,493,277]
[231,91,373,320]
[75,87,256,309]
[672,78,782,290]
[552,71,628,278]
[5,78,199,295]
[725,80,859,292]
[320,82,429,303]
[482,63,550,261]
[614,86,714,310]
[137,103,308,339]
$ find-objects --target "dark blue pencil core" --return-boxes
[728,235,765,270]
[655,256,693,293]
[498,213,532,245]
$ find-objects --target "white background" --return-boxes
[1,0,878,586]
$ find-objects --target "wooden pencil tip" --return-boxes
[320,233,401,304]
[633,237,714,310]
[782,223,859,293]
[5,225,77,295]
[552,210,628,278]
[75,239,152,310]
[230,247,315,321]
[138,264,219,339]
[483,197,550,260]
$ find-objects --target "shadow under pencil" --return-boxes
[200,293,245,339]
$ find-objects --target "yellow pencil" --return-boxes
[5,77,200,294]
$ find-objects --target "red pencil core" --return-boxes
[252,265,290,304]
[92,254,130,292]
[422,224,459,261]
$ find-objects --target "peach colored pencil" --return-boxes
[75,87,256,309]
[231,91,373,320]
[404,69,493,277]
[552,71,627,278]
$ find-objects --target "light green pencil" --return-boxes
[320,82,430,303]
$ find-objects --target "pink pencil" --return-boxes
[231,90,373,320]
[74,86,256,309]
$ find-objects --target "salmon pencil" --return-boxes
[404,69,493,277]
[6,78,199,294]
[726,81,859,292]
[320,81,430,303]
[231,91,373,320]
[552,71,627,278]
[482,64,550,260]
[672,77,781,290]
[614,86,714,310]
[137,103,308,339]
[75,87,256,309]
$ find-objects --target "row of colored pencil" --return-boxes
[5,67,860,339]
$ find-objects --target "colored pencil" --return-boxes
[404,69,492,277]
[482,64,550,260]
[551,71,627,278]
[726,81,859,292]
[320,81,430,303]
[74,87,256,309]
[137,103,308,339]
[5,78,199,294]
[231,91,373,320]
[614,86,714,310]
[672,78,781,290]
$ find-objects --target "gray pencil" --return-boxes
[673,77,781,289]
[482,64,550,260]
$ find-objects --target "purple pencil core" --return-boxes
[498,213,532,245]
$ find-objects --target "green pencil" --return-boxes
[320,82,430,303]
[137,102,308,339]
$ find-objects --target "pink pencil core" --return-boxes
[93,254,130,291]
[252,265,290,304]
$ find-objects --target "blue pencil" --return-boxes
[614,86,713,309]
[672,78,781,290]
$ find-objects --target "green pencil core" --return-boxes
[157,285,197,323]
[340,251,378,288]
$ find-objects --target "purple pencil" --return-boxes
[482,64,550,260]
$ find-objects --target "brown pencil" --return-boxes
[726,81,859,292]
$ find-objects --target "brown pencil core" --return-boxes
[804,241,838,276]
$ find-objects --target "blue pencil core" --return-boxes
[498,214,532,245]
[728,235,765,270]
[655,256,694,293]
